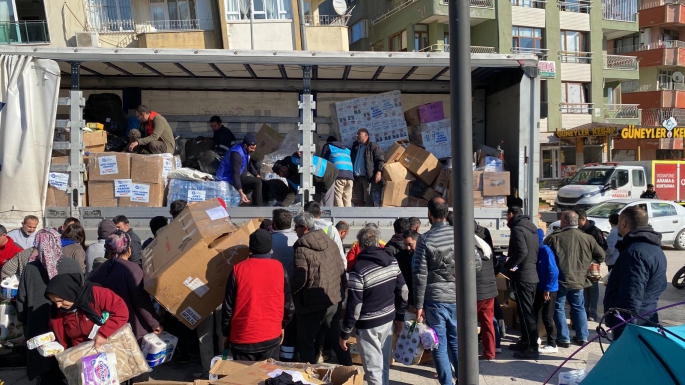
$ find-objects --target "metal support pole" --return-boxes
[249,0,255,50]
[298,0,308,50]
[298,65,315,205]
[449,0,478,383]
[68,62,85,218]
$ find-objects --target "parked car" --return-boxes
[548,199,685,249]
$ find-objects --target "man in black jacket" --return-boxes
[113,215,142,267]
[504,206,540,359]
[385,218,411,257]
[576,209,607,321]
[350,128,385,207]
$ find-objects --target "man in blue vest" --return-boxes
[320,136,354,207]
[216,133,263,206]
[273,152,338,207]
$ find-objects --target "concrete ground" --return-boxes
[2,249,684,385]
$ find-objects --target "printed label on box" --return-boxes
[114,179,132,197]
[48,173,69,191]
[163,159,174,178]
[98,156,119,175]
[183,277,210,298]
[187,190,206,202]
[130,183,150,203]
[206,206,229,221]
[180,306,201,325]
[175,157,182,169]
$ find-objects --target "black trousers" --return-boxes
[321,302,352,366]
[280,314,298,361]
[533,290,557,346]
[512,280,538,349]
[296,303,337,364]
[240,175,263,206]
[232,343,280,362]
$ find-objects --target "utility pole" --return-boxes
[449,0,479,383]
[249,0,255,50]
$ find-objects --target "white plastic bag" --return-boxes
[416,323,439,350]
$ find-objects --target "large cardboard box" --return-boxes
[131,154,165,185]
[381,181,411,207]
[384,141,407,163]
[419,186,441,201]
[120,182,165,207]
[483,172,510,196]
[484,195,507,208]
[404,102,445,126]
[382,162,415,182]
[399,144,441,185]
[473,170,484,191]
[143,201,260,328]
[417,119,451,159]
[87,182,119,207]
[252,124,284,162]
[88,152,131,181]
[214,360,363,385]
[496,273,509,291]
[209,360,254,379]
[473,190,484,207]
[54,130,107,157]
[432,168,451,194]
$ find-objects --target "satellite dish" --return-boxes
[674,71,684,83]
[333,0,347,15]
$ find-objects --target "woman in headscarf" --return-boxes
[16,229,82,385]
[89,230,162,342]
[46,273,128,350]
[61,223,87,273]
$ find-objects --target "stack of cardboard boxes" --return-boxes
[380,142,442,207]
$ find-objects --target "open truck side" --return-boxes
[0,47,540,251]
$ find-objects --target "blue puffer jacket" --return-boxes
[536,229,559,293]
[604,226,667,334]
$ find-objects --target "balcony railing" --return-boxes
[511,47,549,55]
[419,44,496,53]
[441,0,494,6]
[559,51,593,64]
[621,80,650,93]
[0,21,50,44]
[641,0,685,10]
[560,102,593,114]
[304,15,351,26]
[558,0,592,13]
[141,19,200,32]
[642,108,685,125]
[609,40,685,54]
[659,82,685,90]
[605,104,640,120]
[602,0,637,21]
[511,0,547,8]
[372,0,417,25]
[604,54,638,70]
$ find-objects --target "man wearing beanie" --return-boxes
[85,219,117,274]
[216,132,263,206]
[222,229,294,361]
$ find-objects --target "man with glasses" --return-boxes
[216,132,263,206]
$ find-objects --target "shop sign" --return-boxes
[556,127,617,138]
[538,61,556,78]
[619,117,685,139]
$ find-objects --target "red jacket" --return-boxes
[346,239,386,272]
[50,286,129,349]
[0,237,23,270]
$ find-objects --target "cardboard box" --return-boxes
[404,102,445,126]
[252,124,284,162]
[432,168,451,194]
[418,119,451,159]
[473,190,484,207]
[419,187,441,201]
[483,172,510,197]
[210,360,254,378]
[473,170,484,191]
[381,181,411,207]
[406,125,423,146]
[496,273,509,291]
[143,202,260,329]
[87,181,119,207]
[120,182,165,207]
[88,152,131,181]
[131,154,165,185]
[399,144,441,185]
[407,196,428,207]
[214,360,363,385]
[483,196,507,208]
[382,162,415,182]
[384,141,407,163]
[46,186,69,207]
[502,304,516,330]
[54,130,108,157]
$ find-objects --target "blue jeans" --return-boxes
[493,318,501,348]
[584,281,599,319]
[425,303,459,385]
[554,286,589,343]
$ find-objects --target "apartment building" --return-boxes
[0,0,349,51]
[613,0,685,161]
[346,0,641,180]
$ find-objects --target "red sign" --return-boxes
[654,163,678,201]
[680,169,685,202]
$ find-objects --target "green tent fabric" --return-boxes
[581,324,685,385]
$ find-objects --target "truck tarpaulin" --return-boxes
[0,55,61,226]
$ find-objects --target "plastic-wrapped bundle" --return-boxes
[167,179,242,207]
[393,321,424,366]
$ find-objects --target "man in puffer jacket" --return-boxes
[413,197,459,385]
[504,206,540,359]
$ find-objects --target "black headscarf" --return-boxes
[45,273,103,326]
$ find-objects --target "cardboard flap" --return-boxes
[210,360,254,376]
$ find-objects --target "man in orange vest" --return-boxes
[129,105,176,154]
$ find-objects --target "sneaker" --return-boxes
[539,345,559,354]
[498,319,507,337]
[537,338,542,345]
[513,348,540,360]
[572,336,587,346]
[479,355,496,361]
[495,347,502,353]
[587,316,596,322]
[557,341,571,348]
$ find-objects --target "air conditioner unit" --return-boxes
[76,32,100,48]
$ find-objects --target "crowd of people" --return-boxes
[0,194,670,385]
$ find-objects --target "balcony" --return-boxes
[372,0,495,27]
[639,0,685,28]
[304,15,351,26]
[560,102,593,114]
[603,53,639,81]
[642,107,685,126]
[511,0,546,8]
[604,104,641,123]
[0,21,50,45]
[511,47,549,55]
[603,0,639,39]
[613,40,685,67]
[561,103,594,128]
[558,1,591,13]
[141,19,200,31]
[137,19,212,49]
[622,86,685,109]
[420,44,496,53]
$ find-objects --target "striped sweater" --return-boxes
[341,246,408,339]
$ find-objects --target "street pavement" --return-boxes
[2,249,684,385]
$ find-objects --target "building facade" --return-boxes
[347,0,642,181]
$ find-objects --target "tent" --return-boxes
[581,323,685,384]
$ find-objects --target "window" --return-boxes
[559,0,590,13]
[224,0,291,21]
[540,80,548,118]
[87,0,134,32]
[149,0,198,29]
[613,33,639,54]
[561,82,590,113]
[349,19,367,43]
[512,26,543,53]
[560,30,589,63]
[390,30,407,52]
[414,24,429,51]
[658,70,676,90]
[651,203,678,217]
[611,169,630,188]
[510,0,544,8]
[632,170,645,187]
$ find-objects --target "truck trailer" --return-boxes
[0,47,540,251]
